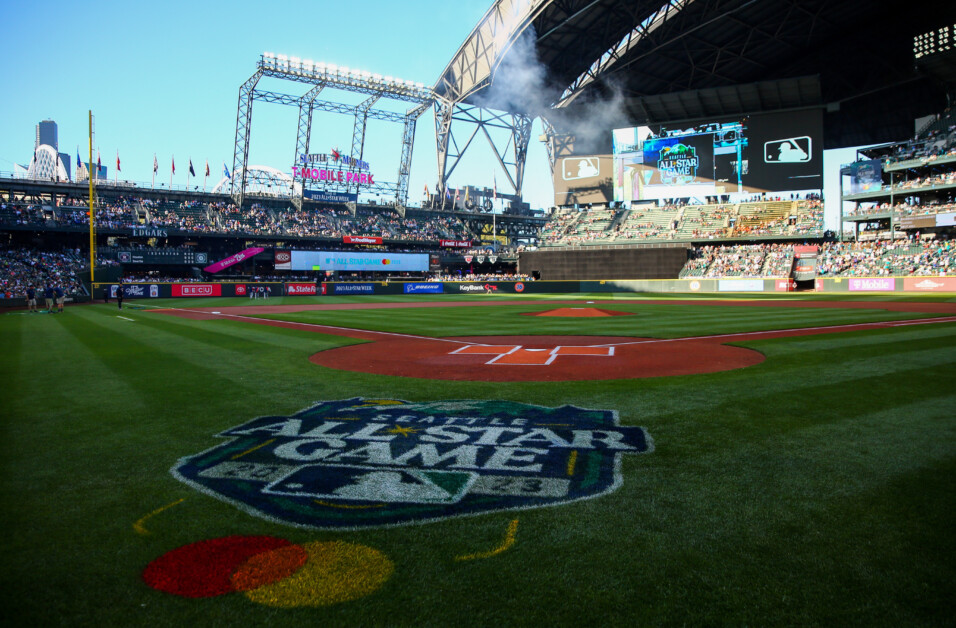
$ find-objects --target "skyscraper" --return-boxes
[36,120,58,151]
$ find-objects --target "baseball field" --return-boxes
[2,292,954,626]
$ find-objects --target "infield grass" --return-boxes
[1,294,954,626]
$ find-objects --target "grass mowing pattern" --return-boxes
[1,296,954,626]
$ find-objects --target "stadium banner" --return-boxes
[848,277,895,292]
[285,282,318,296]
[900,215,937,229]
[441,281,567,294]
[288,250,429,273]
[403,282,443,294]
[440,239,472,248]
[775,279,796,292]
[343,236,382,245]
[172,283,223,297]
[203,247,265,274]
[274,250,292,270]
[332,283,376,295]
[903,277,956,291]
[937,212,956,227]
[718,279,764,292]
[302,190,357,203]
[793,245,819,257]
[109,283,164,299]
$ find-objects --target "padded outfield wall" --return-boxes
[518,246,690,280]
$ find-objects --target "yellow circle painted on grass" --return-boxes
[243,541,393,608]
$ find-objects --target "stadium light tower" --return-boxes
[229,54,435,211]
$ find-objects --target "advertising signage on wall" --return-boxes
[171,284,223,297]
[287,250,429,273]
[343,236,383,245]
[303,190,358,203]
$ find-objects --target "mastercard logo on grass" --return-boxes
[143,535,393,607]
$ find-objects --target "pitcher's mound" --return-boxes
[525,308,633,317]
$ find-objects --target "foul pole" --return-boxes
[88,111,96,283]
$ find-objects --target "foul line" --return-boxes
[455,519,519,561]
[116,315,135,321]
[133,498,186,536]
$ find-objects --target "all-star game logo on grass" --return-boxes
[172,399,653,529]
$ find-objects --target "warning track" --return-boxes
[154,300,956,382]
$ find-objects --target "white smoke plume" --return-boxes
[473,26,631,154]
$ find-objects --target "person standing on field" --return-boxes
[44,284,54,313]
[116,284,124,310]
[26,286,37,313]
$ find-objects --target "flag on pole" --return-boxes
[454,188,460,202]
[171,156,176,174]
[76,147,82,176]
[223,163,231,179]
[96,151,101,171]
[189,159,195,177]
[445,187,451,199]
[116,151,121,172]
[205,161,210,177]
[424,183,429,196]
[153,154,158,174]
[493,175,497,200]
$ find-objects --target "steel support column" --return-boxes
[436,102,530,200]
[395,102,431,215]
[348,96,380,196]
[230,70,263,208]
[291,84,325,209]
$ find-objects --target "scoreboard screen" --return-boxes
[117,250,209,265]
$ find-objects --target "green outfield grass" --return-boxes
[1,294,954,626]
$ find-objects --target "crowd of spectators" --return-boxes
[677,238,954,278]
[816,240,954,277]
[883,113,956,166]
[540,198,824,246]
[0,247,88,298]
[0,196,478,243]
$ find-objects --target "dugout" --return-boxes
[519,244,690,281]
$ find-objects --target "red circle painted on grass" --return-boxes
[308,335,765,382]
[143,535,294,598]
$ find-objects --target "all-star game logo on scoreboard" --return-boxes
[172,398,653,529]
[658,142,700,185]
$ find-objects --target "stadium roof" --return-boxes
[438,0,953,149]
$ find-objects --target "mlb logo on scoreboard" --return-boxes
[764,136,811,163]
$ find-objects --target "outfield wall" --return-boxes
[4,275,950,308]
[83,276,956,300]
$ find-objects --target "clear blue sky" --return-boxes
[1,0,861,224]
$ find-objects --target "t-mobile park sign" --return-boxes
[293,149,374,185]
